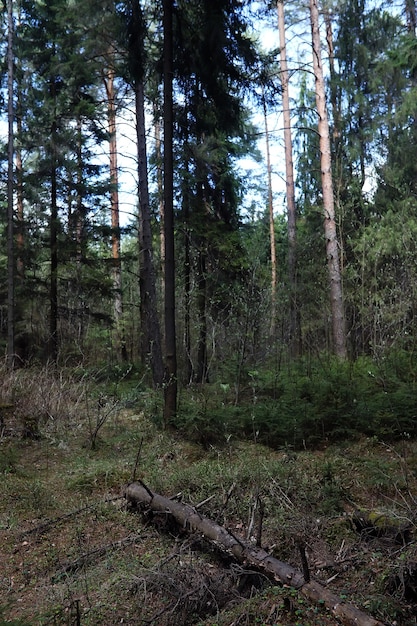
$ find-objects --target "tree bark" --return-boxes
[405,0,417,33]
[163,0,177,422]
[277,0,300,356]
[15,4,24,284]
[309,0,347,359]
[103,66,127,362]
[16,117,24,280]
[154,111,165,299]
[135,79,164,386]
[49,117,58,363]
[195,245,208,383]
[262,90,277,339]
[7,0,15,369]
[125,483,386,626]
[182,158,193,384]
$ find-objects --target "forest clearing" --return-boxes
[1,364,417,626]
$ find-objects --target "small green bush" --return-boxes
[0,444,18,474]
[174,352,417,449]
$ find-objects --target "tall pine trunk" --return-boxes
[182,156,193,384]
[309,0,347,359]
[154,111,165,299]
[15,4,24,282]
[104,67,127,361]
[195,179,208,384]
[262,91,277,339]
[16,113,24,280]
[49,112,58,363]
[163,0,177,422]
[135,80,164,386]
[7,0,15,369]
[277,0,300,355]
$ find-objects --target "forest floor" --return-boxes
[1,406,417,625]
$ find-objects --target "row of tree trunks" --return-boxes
[125,482,386,626]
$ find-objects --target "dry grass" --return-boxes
[1,368,417,625]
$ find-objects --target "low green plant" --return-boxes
[0,444,18,474]
[175,353,417,449]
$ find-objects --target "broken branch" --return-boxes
[125,482,386,626]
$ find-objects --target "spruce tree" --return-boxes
[173,0,259,383]
[14,0,112,362]
[126,0,164,386]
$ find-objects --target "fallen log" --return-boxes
[125,482,386,626]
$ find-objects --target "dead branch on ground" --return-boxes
[125,481,387,626]
[52,533,143,581]
[18,496,124,539]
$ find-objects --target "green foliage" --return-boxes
[2,379,417,625]
[175,352,417,448]
[0,444,18,474]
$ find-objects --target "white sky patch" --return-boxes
[114,105,140,227]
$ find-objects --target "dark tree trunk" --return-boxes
[7,0,15,369]
[135,80,164,386]
[195,245,208,383]
[49,114,58,363]
[163,0,177,422]
[406,0,417,34]
[16,113,24,280]
[182,161,193,384]
[154,111,165,300]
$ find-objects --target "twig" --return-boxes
[138,479,154,500]
[52,533,143,581]
[221,482,236,516]
[247,494,258,541]
[18,496,123,539]
[297,539,310,583]
[131,436,143,482]
[145,584,204,625]
[256,497,264,548]
[195,494,216,509]
[326,572,340,584]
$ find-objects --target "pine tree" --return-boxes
[277,0,300,355]
[14,0,113,361]
[163,0,177,421]
[6,0,14,368]
[309,0,347,358]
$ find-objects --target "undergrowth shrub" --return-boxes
[175,352,417,448]
[0,361,118,441]
[12,366,86,437]
[0,443,18,474]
